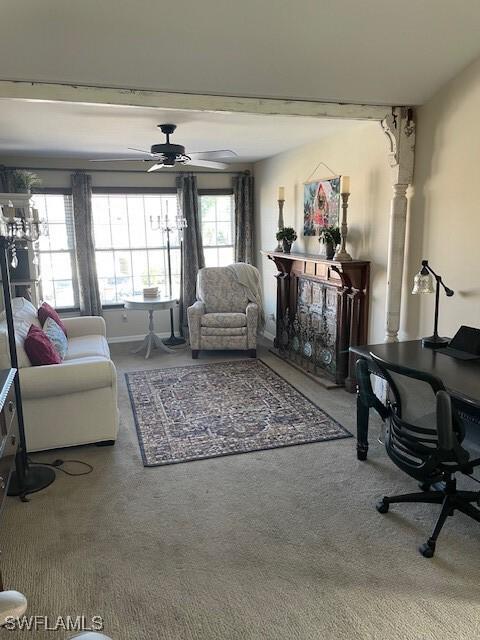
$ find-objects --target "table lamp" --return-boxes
[412,259,454,348]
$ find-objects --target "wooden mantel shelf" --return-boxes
[261,249,369,266]
[261,249,370,391]
[262,249,370,293]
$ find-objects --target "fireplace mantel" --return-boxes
[262,249,370,391]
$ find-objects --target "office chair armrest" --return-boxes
[436,390,455,451]
[464,457,480,469]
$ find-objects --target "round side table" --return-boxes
[124,296,178,359]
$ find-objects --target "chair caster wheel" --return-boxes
[419,542,435,558]
[376,499,389,514]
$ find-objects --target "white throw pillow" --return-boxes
[11,297,38,326]
[0,299,40,369]
[13,320,33,368]
[0,319,32,369]
[12,300,41,369]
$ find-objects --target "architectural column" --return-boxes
[385,183,408,341]
[382,107,416,342]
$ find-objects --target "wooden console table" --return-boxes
[262,250,370,391]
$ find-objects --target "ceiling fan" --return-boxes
[90,123,237,171]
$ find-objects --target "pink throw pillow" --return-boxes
[38,302,67,336]
[24,325,61,366]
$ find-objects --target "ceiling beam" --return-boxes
[0,80,392,122]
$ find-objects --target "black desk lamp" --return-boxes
[412,259,454,349]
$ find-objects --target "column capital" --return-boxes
[381,107,416,185]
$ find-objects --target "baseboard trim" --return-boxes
[263,330,275,343]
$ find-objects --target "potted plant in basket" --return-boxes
[276,227,297,253]
[318,226,341,260]
[12,170,41,194]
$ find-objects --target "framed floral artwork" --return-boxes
[303,176,340,236]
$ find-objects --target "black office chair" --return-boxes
[367,353,480,558]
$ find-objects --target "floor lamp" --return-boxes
[0,203,56,498]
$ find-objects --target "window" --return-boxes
[33,193,77,309]
[91,192,180,305]
[200,194,234,267]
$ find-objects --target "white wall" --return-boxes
[254,54,480,347]
[254,121,393,343]
[405,56,480,339]
[0,156,252,340]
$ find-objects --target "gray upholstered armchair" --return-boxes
[187,266,259,359]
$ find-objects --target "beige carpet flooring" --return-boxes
[1,342,480,639]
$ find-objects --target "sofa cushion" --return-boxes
[43,317,68,360]
[24,325,61,366]
[64,335,110,361]
[201,326,247,336]
[38,302,67,336]
[201,313,247,328]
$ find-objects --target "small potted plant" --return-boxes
[276,227,297,253]
[318,226,341,260]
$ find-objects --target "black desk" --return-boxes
[350,340,480,460]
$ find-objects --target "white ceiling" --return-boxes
[0,1,479,106]
[0,99,358,162]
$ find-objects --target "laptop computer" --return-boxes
[441,325,480,360]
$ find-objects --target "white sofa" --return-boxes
[0,300,119,452]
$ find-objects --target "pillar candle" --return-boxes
[278,186,285,201]
[340,176,350,194]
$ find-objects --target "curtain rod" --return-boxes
[4,165,250,176]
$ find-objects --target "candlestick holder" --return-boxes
[334,192,352,261]
[150,211,187,346]
[276,199,285,252]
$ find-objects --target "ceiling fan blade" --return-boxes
[185,159,228,170]
[127,147,153,155]
[189,150,237,160]
[90,157,151,162]
[147,163,165,173]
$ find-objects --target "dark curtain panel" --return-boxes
[0,166,15,192]
[177,174,204,336]
[233,173,254,264]
[71,172,102,316]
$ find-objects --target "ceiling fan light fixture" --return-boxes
[162,156,177,167]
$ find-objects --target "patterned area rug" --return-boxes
[126,360,351,467]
